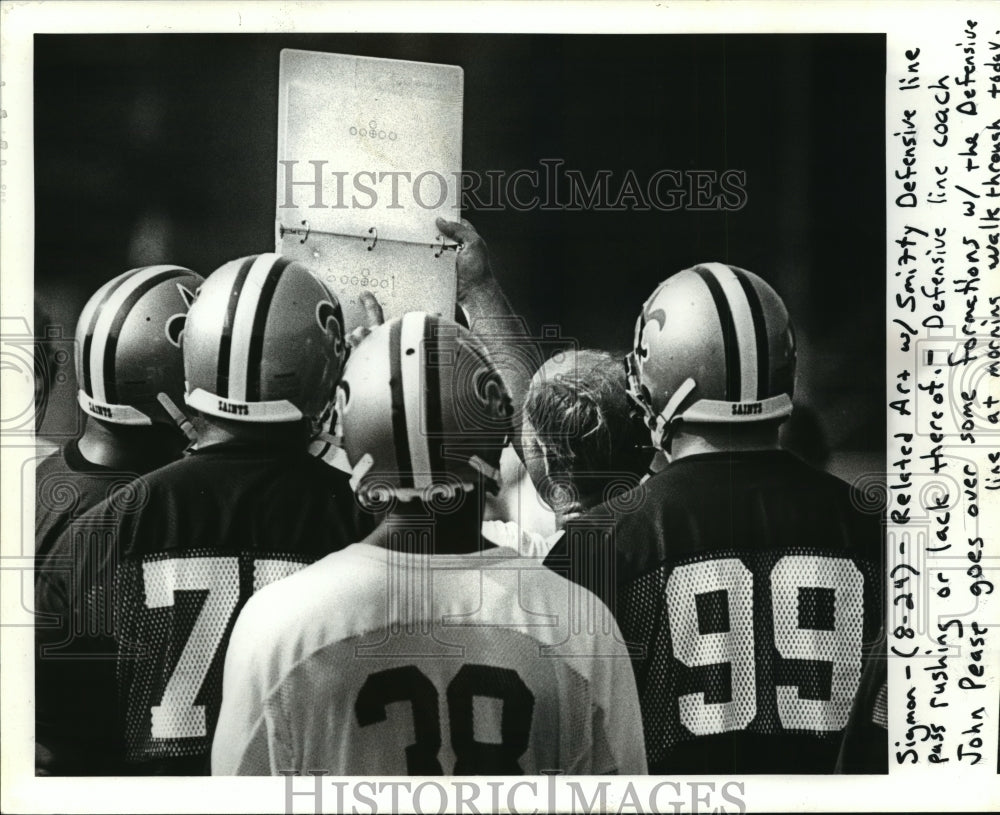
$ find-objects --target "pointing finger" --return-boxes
[435,217,478,245]
[359,290,384,328]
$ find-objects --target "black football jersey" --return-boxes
[35,441,149,562]
[544,449,884,774]
[35,441,370,775]
[834,635,888,773]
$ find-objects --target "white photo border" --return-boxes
[2,2,998,813]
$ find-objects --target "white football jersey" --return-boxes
[212,542,646,776]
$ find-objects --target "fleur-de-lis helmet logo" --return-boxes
[316,300,345,362]
[165,282,198,348]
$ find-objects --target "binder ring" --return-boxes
[364,226,378,252]
[434,235,461,258]
[434,235,459,258]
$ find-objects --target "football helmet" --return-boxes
[75,265,204,426]
[336,312,513,507]
[183,253,346,425]
[625,262,796,450]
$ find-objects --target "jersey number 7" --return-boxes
[142,556,308,740]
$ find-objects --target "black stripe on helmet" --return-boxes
[423,314,444,479]
[693,266,740,401]
[245,256,294,402]
[388,317,413,488]
[731,268,770,400]
[81,269,140,398]
[216,256,256,399]
[102,269,189,404]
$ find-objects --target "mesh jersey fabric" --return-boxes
[835,634,888,773]
[212,542,647,776]
[544,449,884,773]
[35,441,369,775]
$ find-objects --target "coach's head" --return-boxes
[521,348,649,522]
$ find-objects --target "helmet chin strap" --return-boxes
[156,392,197,443]
[313,430,342,447]
[157,392,199,452]
[468,455,502,493]
[349,452,375,492]
[651,378,696,452]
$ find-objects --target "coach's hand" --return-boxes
[347,290,385,349]
[435,217,494,301]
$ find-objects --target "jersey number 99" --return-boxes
[666,555,864,735]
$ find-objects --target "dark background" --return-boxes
[34,33,885,478]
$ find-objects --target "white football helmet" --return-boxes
[625,262,796,451]
[75,265,204,426]
[336,312,512,508]
[183,254,346,425]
